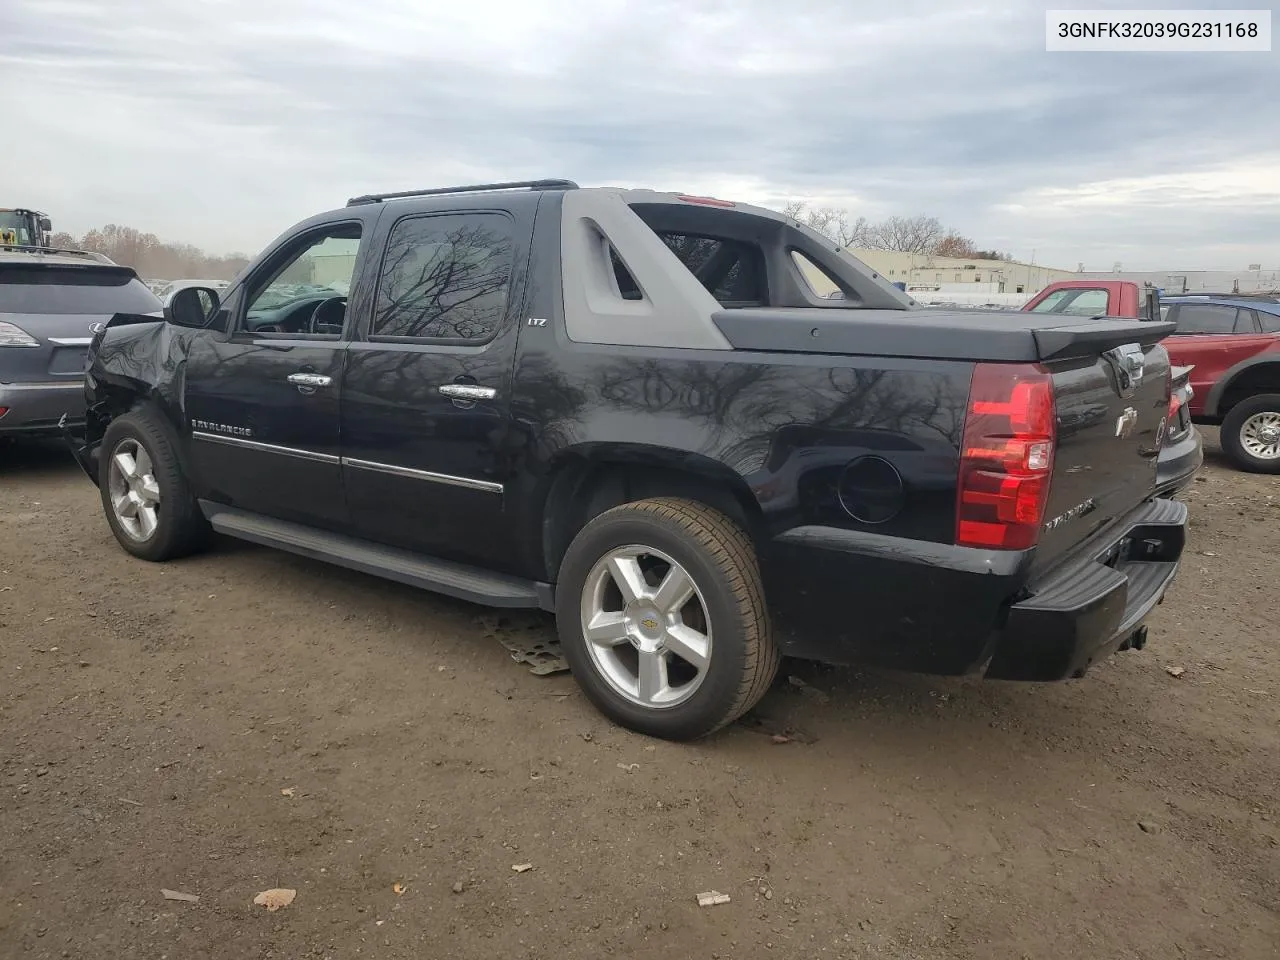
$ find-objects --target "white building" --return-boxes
[844,248,1077,297]
[1072,268,1280,295]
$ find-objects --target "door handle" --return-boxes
[438,383,497,401]
[287,373,332,387]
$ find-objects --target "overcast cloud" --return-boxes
[1,0,1276,269]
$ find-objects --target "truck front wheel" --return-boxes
[555,497,779,741]
[1220,393,1280,473]
[99,405,210,561]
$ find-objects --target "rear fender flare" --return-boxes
[534,443,764,582]
[1204,353,1280,417]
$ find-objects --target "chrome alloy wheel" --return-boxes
[1240,411,1280,461]
[107,438,161,540]
[579,545,712,708]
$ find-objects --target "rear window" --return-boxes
[0,266,161,315]
[658,233,765,306]
[1029,287,1109,317]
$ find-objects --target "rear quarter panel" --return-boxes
[508,343,972,560]
[1166,333,1277,417]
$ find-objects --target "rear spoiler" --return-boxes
[1032,319,1177,363]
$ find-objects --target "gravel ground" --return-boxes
[1,430,1277,959]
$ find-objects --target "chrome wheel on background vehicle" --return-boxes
[580,544,713,708]
[1221,393,1280,474]
[1239,411,1280,462]
[106,438,162,540]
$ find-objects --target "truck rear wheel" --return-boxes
[1220,394,1280,474]
[555,497,779,741]
[99,405,210,561]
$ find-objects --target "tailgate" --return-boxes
[0,311,102,382]
[1034,341,1171,572]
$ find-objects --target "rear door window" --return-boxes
[1233,308,1261,333]
[0,266,160,314]
[1171,304,1239,334]
[371,213,515,342]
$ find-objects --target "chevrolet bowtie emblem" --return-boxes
[1115,406,1139,438]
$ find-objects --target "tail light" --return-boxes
[1164,380,1191,444]
[0,407,8,418]
[956,363,1056,550]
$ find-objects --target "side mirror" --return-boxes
[38,216,53,232]
[165,286,221,328]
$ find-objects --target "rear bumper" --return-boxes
[985,498,1187,681]
[763,498,1187,681]
[1154,426,1204,497]
[0,379,86,436]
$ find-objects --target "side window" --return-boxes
[243,224,362,339]
[609,247,643,301]
[1259,309,1280,334]
[371,213,514,341]
[1173,304,1238,334]
[790,250,844,299]
[1233,308,1260,333]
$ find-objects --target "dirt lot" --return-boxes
[1,431,1277,960]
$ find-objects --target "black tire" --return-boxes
[1220,393,1280,474]
[555,497,779,741]
[99,404,210,561]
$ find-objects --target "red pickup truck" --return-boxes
[1024,280,1280,472]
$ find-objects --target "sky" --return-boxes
[1,0,1276,270]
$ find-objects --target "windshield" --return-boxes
[0,212,36,246]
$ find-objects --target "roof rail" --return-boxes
[1167,291,1280,301]
[0,243,114,264]
[346,178,579,207]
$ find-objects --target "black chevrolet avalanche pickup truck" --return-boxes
[68,179,1187,740]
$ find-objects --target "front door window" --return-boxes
[242,226,363,339]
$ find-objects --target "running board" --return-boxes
[199,502,552,610]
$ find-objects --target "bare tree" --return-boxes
[865,215,947,254]
[933,231,978,258]
[68,224,251,279]
[782,201,870,248]
[782,203,1006,259]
